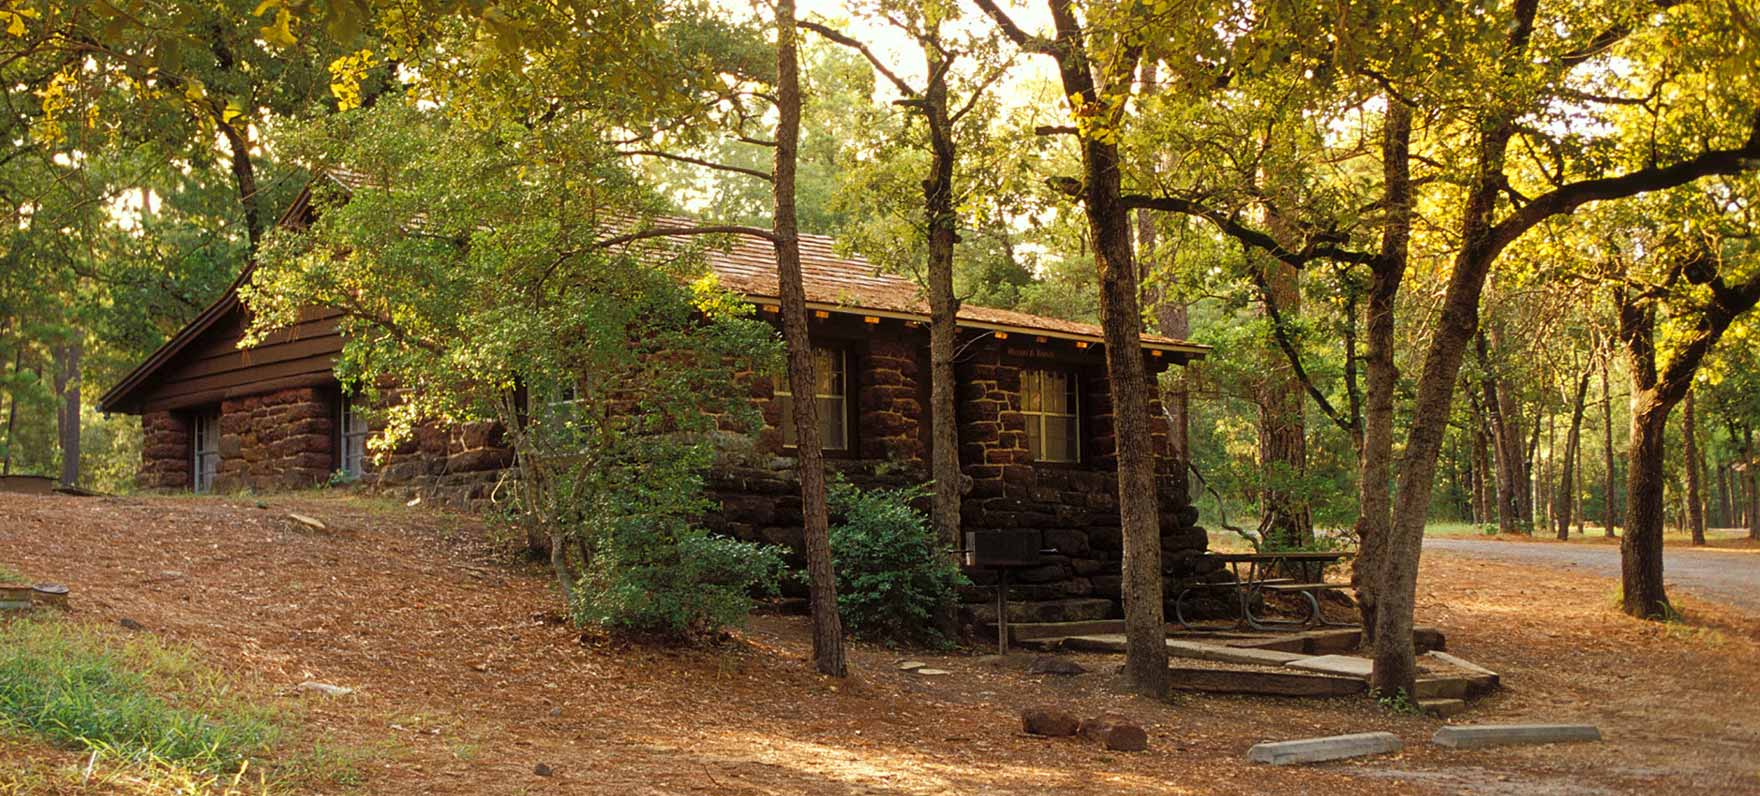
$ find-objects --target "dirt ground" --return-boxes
[2,493,1757,795]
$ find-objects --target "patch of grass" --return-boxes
[0,617,281,774]
[1371,687,1421,715]
[0,564,24,583]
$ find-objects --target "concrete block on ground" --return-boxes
[1247,732,1403,765]
[1431,724,1601,749]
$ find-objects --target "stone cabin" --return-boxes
[98,179,1219,622]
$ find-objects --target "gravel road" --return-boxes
[1427,535,1760,614]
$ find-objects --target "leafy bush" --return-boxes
[828,480,967,647]
[572,518,787,639]
[0,618,280,772]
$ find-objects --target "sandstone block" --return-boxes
[1021,707,1079,737]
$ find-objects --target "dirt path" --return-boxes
[1428,536,1760,613]
[3,494,1758,795]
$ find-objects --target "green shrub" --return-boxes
[0,618,280,772]
[572,518,788,639]
[828,480,967,647]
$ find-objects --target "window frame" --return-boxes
[776,346,852,453]
[190,408,221,493]
[1020,368,1082,464]
[337,392,369,480]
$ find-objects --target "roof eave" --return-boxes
[741,294,1211,359]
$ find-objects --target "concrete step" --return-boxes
[965,598,1115,625]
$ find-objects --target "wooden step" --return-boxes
[1169,666,1366,697]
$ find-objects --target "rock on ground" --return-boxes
[1021,707,1079,737]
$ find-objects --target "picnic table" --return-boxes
[1174,550,1355,630]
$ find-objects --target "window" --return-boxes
[530,383,586,453]
[1021,369,1079,463]
[191,409,221,493]
[338,393,368,479]
[777,347,848,451]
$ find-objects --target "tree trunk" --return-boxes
[1135,61,1190,500]
[1622,399,1671,617]
[1602,354,1618,537]
[1541,405,1554,530]
[2,344,20,476]
[1478,333,1525,533]
[1257,258,1311,550]
[1684,388,1705,545]
[1555,369,1590,540]
[1716,460,1732,529]
[1353,97,1412,642]
[773,0,845,677]
[52,337,81,488]
[921,42,962,555]
[1375,50,1536,695]
[1042,0,1165,695]
[1748,430,1759,541]
[217,119,264,253]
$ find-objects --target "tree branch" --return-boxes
[971,0,1056,54]
[592,225,778,249]
[618,150,772,182]
[1121,193,1376,268]
[1250,267,1356,437]
[798,20,920,98]
[1487,112,1760,259]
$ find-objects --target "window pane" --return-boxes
[812,348,843,396]
[1021,370,1041,412]
[1055,415,1079,462]
[1024,415,1042,459]
[817,396,846,450]
[1043,413,1068,461]
[1046,371,1070,413]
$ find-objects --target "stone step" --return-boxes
[965,598,1115,625]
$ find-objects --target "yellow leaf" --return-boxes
[184,77,206,102]
[222,98,245,124]
[252,0,280,16]
[5,12,25,38]
[260,8,296,48]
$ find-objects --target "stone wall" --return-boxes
[213,387,336,492]
[359,419,515,508]
[138,385,514,504]
[140,411,191,490]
